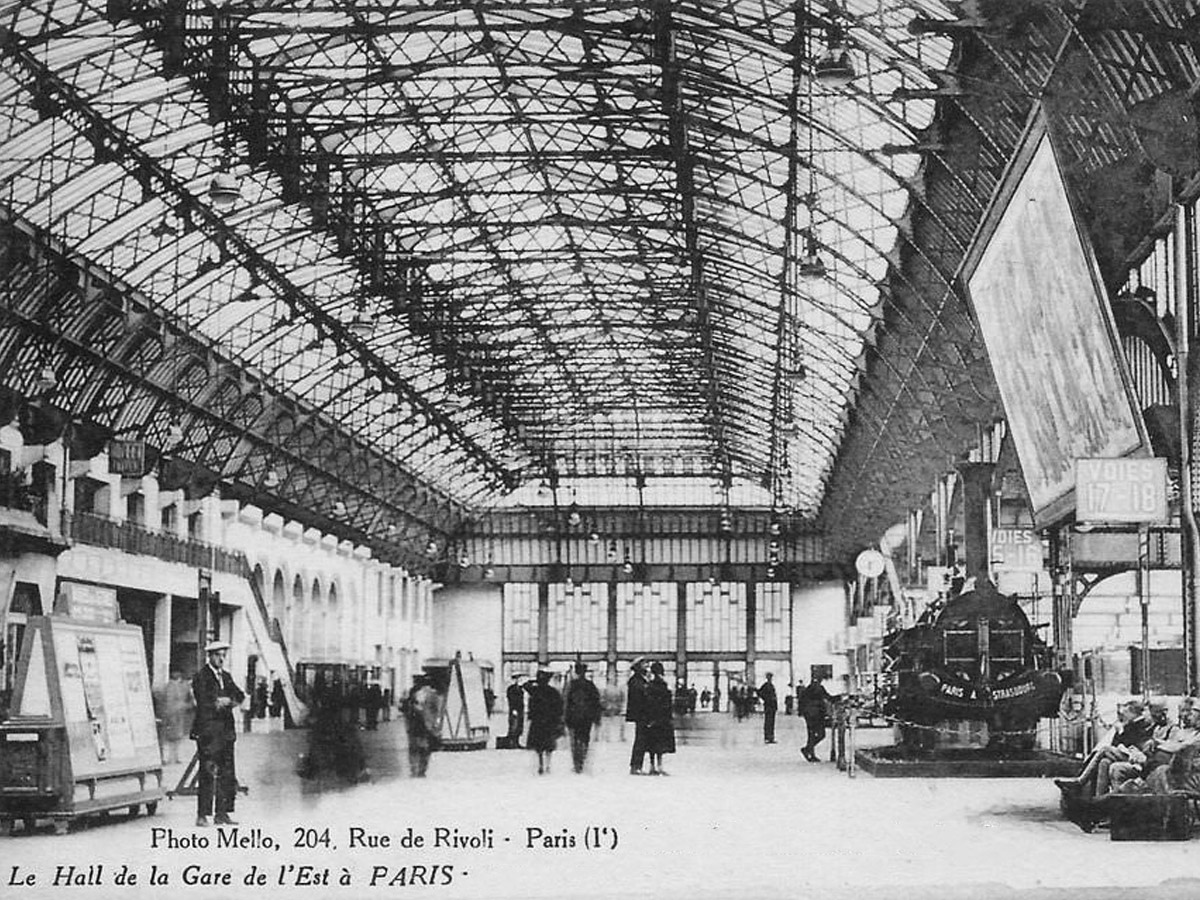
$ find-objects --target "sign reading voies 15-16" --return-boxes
[990,527,1043,572]
[1074,457,1169,524]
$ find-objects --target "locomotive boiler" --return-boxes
[881,580,1067,751]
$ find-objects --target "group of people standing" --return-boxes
[625,657,677,775]
[503,663,605,774]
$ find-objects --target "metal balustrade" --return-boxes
[62,510,249,577]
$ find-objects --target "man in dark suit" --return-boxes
[563,661,602,773]
[626,658,649,775]
[191,640,245,826]
[506,674,526,748]
[758,672,778,744]
[798,674,832,762]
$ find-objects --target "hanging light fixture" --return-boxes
[348,298,375,340]
[264,468,280,489]
[798,229,826,279]
[332,500,348,517]
[812,4,856,87]
[425,539,439,558]
[35,365,58,395]
[566,502,582,528]
[457,550,470,568]
[588,530,601,545]
[208,171,242,209]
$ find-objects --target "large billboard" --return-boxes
[961,110,1149,526]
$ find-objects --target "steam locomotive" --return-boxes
[880,580,1068,751]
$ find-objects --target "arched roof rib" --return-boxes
[8,0,1193,559]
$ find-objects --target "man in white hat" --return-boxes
[190,640,245,826]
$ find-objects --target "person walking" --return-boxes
[154,669,194,764]
[563,661,602,773]
[525,668,564,775]
[364,680,383,730]
[798,673,832,762]
[506,673,526,748]
[403,674,443,778]
[626,658,650,775]
[758,672,778,744]
[190,641,245,826]
[644,662,676,775]
[269,673,285,720]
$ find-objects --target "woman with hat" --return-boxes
[524,668,564,775]
[643,662,676,776]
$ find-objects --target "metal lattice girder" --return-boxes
[0,214,465,563]
[1,0,1196,561]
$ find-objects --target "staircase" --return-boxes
[238,560,307,726]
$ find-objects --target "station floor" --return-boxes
[3,712,1200,900]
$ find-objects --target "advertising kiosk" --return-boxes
[0,582,163,834]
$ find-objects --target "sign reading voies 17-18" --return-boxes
[1074,457,1169,524]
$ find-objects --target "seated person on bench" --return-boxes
[1056,699,1155,799]
[1106,698,1183,795]
[1146,705,1200,795]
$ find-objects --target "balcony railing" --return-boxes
[0,476,48,526]
[63,510,249,577]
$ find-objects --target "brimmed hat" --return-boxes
[631,656,647,669]
[204,640,231,654]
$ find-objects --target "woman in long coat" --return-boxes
[524,669,564,775]
[643,662,676,775]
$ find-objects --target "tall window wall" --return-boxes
[616,582,676,652]
[756,583,790,653]
[548,582,607,653]
[504,583,537,654]
[685,581,747,652]
[501,579,789,664]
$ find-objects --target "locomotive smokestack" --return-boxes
[956,462,996,585]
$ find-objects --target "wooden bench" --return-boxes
[1106,792,1200,841]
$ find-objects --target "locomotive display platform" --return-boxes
[855,746,1082,778]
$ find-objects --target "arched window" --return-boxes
[326,583,341,660]
[310,579,324,661]
[272,569,287,636]
[291,575,306,658]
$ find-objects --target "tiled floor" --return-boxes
[4,713,1200,900]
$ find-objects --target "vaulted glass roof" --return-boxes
[0,0,953,516]
[3,0,1192,561]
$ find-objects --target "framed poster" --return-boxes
[959,108,1150,527]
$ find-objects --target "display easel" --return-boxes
[423,657,490,750]
[0,614,164,834]
[166,749,249,800]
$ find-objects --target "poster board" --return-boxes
[959,108,1150,527]
[456,660,489,734]
[11,616,161,778]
